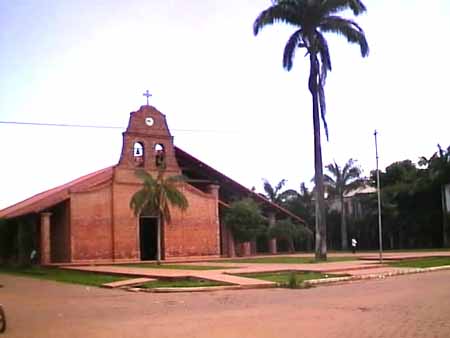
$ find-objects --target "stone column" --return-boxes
[40,212,52,265]
[250,240,257,255]
[207,184,221,256]
[241,242,251,256]
[227,228,235,257]
[268,212,277,254]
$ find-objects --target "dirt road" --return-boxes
[1,270,450,338]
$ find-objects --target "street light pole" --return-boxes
[374,130,383,263]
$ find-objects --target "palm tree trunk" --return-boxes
[441,185,449,247]
[340,196,348,250]
[309,52,327,260]
[156,216,161,264]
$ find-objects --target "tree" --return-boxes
[419,145,450,247]
[262,179,287,204]
[369,159,442,249]
[282,183,315,225]
[130,169,188,264]
[268,218,312,252]
[324,159,363,250]
[254,0,369,260]
[223,199,268,246]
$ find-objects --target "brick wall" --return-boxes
[70,184,113,262]
[164,183,220,258]
[112,178,140,261]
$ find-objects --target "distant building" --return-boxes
[327,185,376,218]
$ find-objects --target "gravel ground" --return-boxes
[1,269,450,338]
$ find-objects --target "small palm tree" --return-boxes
[324,159,363,250]
[254,0,369,260]
[262,179,287,204]
[130,169,188,263]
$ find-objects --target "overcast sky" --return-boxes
[1,0,449,209]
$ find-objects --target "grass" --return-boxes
[389,257,450,269]
[139,277,229,288]
[216,256,356,264]
[236,271,347,287]
[0,266,128,287]
[122,263,234,270]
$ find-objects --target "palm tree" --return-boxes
[254,0,369,259]
[130,169,188,263]
[262,179,288,204]
[324,159,363,250]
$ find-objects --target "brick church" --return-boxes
[0,105,303,264]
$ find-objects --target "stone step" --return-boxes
[102,277,156,288]
[194,272,276,287]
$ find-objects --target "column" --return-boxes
[268,212,277,254]
[40,212,52,265]
[227,228,236,257]
[207,184,221,255]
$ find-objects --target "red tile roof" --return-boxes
[174,147,305,224]
[0,166,114,219]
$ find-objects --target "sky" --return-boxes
[1,0,449,209]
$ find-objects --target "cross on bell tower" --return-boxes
[143,90,152,105]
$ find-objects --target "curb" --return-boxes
[117,266,450,292]
[124,283,276,293]
[303,265,450,287]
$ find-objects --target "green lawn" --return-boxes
[122,263,233,270]
[0,266,128,287]
[139,278,229,288]
[236,271,347,287]
[216,256,356,264]
[389,257,450,268]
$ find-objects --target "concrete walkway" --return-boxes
[62,251,450,290]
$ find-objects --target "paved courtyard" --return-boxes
[1,269,450,338]
[62,250,450,289]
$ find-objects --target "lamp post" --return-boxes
[374,130,383,263]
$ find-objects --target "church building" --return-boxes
[0,104,303,264]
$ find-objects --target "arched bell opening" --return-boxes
[133,142,145,167]
[154,143,166,169]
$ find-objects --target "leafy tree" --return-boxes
[130,169,188,264]
[224,199,268,245]
[419,145,450,247]
[254,0,369,260]
[369,159,444,249]
[324,159,363,250]
[268,218,312,252]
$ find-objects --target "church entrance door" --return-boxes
[139,216,158,260]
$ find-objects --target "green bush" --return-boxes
[224,199,268,243]
[287,272,297,288]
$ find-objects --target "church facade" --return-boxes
[0,105,303,264]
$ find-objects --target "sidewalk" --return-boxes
[62,251,450,291]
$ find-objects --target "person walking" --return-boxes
[351,238,357,254]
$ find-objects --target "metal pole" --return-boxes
[374,130,383,263]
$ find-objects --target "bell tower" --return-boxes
[118,105,181,174]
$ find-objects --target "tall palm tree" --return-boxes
[324,159,363,250]
[130,169,188,263]
[254,0,369,259]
